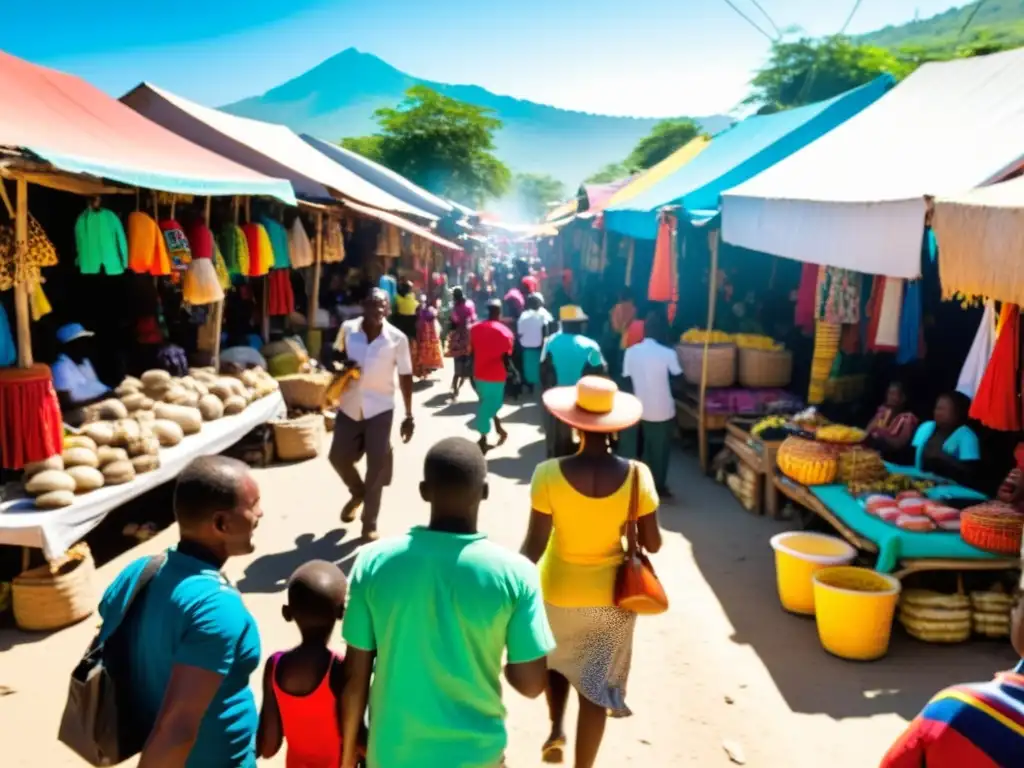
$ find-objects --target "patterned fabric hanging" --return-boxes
[0,214,58,291]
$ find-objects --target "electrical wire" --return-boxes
[839,0,864,35]
[719,0,776,42]
[746,0,782,38]
[956,0,989,47]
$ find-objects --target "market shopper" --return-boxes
[469,299,515,454]
[540,306,607,458]
[330,288,415,541]
[866,381,919,463]
[340,437,553,768]
[518,293,554,395]
[620,307,682,497]
[521,377,662,768]
[97,456,263,767]
[446,286,477,400]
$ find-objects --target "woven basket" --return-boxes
[277,372,332,410]
[738,348,792,388]
[960,504,1024,555]
[12,546,96,631]
[272,415,325,462]
[776,436,838,485]
[675,343,736,388]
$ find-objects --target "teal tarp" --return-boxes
[604,75,894,240]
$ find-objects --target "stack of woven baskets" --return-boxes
[971,587,1015,639]
[675,342,736,388]
[898,589,971,644]
[12,542,95,632]
[776,436,838,486]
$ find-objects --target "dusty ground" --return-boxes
[0,365,1017,767]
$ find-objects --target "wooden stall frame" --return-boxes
[309,210,323,352]
[697,227,720,473]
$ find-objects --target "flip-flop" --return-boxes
[541,737,566,764]
[341,497,363,523]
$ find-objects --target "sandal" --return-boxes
[541,737,566,764]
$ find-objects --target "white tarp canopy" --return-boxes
[121,83,435,219]
[722,48,1024,278]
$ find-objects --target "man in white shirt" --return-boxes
[329,289,415,541]
[516,293,554,395]
[621,307,682,497]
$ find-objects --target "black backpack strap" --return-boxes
[96,553,167,646]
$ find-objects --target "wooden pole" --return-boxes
[207,196,225,371]
[309,211,323,350]
[14,178,32,368]
[698,227,720,474]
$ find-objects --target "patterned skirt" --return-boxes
[545,603,636,717]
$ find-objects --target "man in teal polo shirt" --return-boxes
[340,437,553,768]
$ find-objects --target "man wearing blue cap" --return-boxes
[52,322,111,411]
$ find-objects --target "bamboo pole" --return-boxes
[14,179,32,368]
[309,211,323,350]
[698,227,720,474]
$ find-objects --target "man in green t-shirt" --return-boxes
[340,437,554,768]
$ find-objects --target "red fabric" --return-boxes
[0,364,63,469]
[969,303,1020,431]
[0,51,278,188]
[242,223,263,277]
[879,716,1003,768]
[269,652,345,768]
[794,263,818,333]
[185,220,214,260]
[649,214,677,304]
[625,320,645,348]
[267,269,295,317]
[470,320,514,382]
[136,316,164,345]
[521,275,539,294]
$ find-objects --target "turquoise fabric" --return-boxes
[808,464,996,573]
[911,421,981,470]
[604,75,894,240]
[75,208,128,275]
[473,380,505,435]
[0,305,15,367]
[541,332,605,386]
[259,217,290,269]
[99,548,260,767]
[522,347,541,386]
[342,527,555,768]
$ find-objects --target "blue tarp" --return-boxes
[302,135,453,220]
[603,75,894,240]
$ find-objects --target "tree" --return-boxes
[515,173,566,222]
[341,85,511,206]
[626,119,702,170]
[746,36,913,111]
[585,162,631,184]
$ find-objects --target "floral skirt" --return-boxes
[414,320,444,377]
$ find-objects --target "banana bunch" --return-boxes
[848,473,936,496]
[751,415,787,437]
[898,589,971,643]
[733,333,782,351]
[681,328,732,345]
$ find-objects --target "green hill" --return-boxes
[862,1,1024,53]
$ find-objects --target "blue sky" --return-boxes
[3,0,967,116]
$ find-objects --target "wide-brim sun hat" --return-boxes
[543,376,643,433]
[559,305,587,323]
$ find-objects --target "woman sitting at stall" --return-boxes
[866,381,919,463]
[911,392,980,485]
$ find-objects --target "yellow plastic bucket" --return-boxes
[812,567,901,661]
[769,532,856,615]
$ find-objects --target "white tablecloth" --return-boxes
[0,392,284,560]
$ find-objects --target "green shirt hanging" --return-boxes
[75,207,127,275]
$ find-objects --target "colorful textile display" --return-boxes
[158,219,191,272]
[127,212,171,276]
[322,218,345,264]
[288,218,314,268]
[29,281,51,321]
[809,321,841,405]
[896,280,923,364]
[182,221,224,305]
[0,214,58,291]
[267,269,295,316]
[75,207,128,275]
[218,223,248,276]
[957,301,997,399]
[866,276,903,352]
[0,304,14,366]
[969,303,1020,431]
[376,223,401,258]
[794,263,818,333]
[241,223,273,277]
[815,267,861,325]
[649,213,679,322]
[0,364,63,469]
[213,243,231,291]
[260,217,291,270]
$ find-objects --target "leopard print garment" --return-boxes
[0,214,58,291]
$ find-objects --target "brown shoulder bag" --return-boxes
[614,462,669,615]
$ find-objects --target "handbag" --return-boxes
[58,553,166,766]
[614,462,669,615]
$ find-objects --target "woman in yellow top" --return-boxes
[521,376,663,767]
[391,278,419,341]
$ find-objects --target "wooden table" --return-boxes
[772,475,1020,579]
[724,419,784,517]
[674,389,733,475]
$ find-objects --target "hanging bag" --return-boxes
[58,553,166,766]
[614,462,669,615]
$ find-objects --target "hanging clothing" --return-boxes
[260,217,291,270]
[288,218,314,268]
[267,269,295,316]
[159,219,191,272]
[30,281,51,321]
[213,243,231,291]
[0,304,15,366]
[957,301,997,399]
[75,207,127,275]
[866,276,903,352]
[241,223,273,277]
[0,214,58,292]
[808,321,841,405]
[896,280,923,364]
[376,224,401,258]
[127,212,171,276]
[322,219,345,264]
[969,303,1021,431]
[182,221,224,306]
[794,263,818,333]
[218,223,248,276]
[648,214,678,305]
[815,267,861,325]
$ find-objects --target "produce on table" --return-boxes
[815,424,867,444]
[847,473,936,496]
[66,466,104,493]
[776,436,838,485]
[751,415,787,438]
[101,460,136,486]
[838,448,886,484]
[895,513,935,531]
[680,328,732,345]
[732,333,783,351]
[34,490,76,509]
[25,469,76,495]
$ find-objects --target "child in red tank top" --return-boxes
[256,560,365,768]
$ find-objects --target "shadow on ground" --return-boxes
[237,529,362,592]
[487,439,546,484]
[657,446,1016,721]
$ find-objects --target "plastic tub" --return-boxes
[769,532,857,615]
[812,567,901,661]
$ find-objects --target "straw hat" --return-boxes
[559,305,588,322]
[543,376,642,433]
